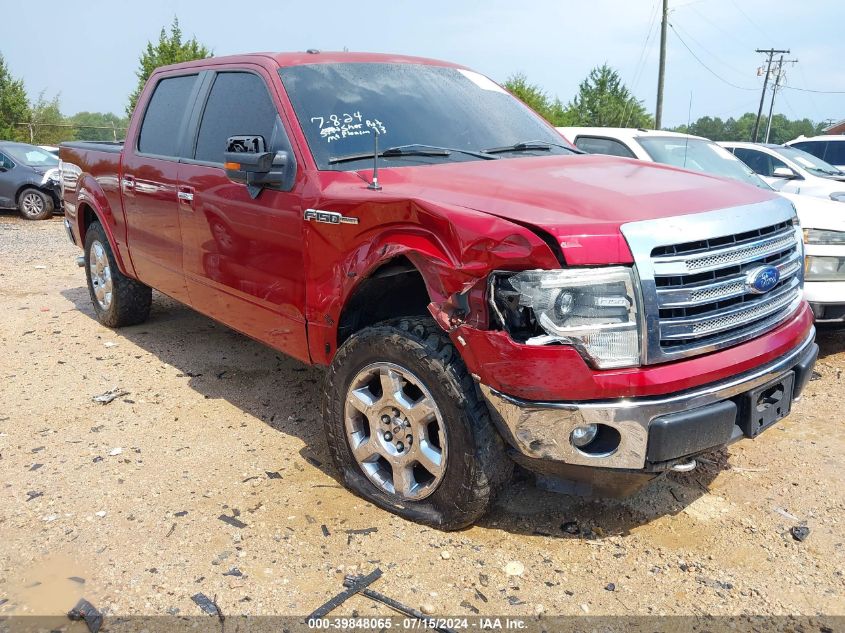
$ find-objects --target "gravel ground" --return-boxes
[1,213,843,624]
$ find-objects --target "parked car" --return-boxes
[786,135,845,170]
[720,142,845,202]
[60,53,817,530]
[0,141,62,220]
[560,127,845,323]
[38,145,61,158]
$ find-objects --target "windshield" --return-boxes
[2,145,59,168]
[278,62,575,170]
[638,136,770,189]
[774,146,845,178]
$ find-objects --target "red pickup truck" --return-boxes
[60,52,817,530]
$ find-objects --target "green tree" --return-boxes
[68,111,130,141]
[21,93,68,144]
[565,64,653,128]
[127,17,212,116]
[503,73,574,126]
[673,113,826,143]
[0,53,30,141]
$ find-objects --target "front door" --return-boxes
[177,68,309,362]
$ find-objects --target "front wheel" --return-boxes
[18,188,53,220]
[323,317,512,530]
[84,221,152,327]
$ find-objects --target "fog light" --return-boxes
[570,424,598,448]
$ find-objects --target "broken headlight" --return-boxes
[491,267,642,369]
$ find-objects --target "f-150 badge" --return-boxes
[304,209,359,225]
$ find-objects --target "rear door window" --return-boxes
[574,136,636,158]
[193,72,283,164]
[823,140,845,165]
[0,153,14,170]
[137,74,199,157]
[790,141,827,161]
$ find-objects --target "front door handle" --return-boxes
[123,175,136,192]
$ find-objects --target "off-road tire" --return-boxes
[18,188,53,220]
[84,221,152,327]
[323,316,512,530]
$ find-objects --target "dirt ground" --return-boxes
[1,213,843,624]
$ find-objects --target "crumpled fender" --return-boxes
[304,195,560,364]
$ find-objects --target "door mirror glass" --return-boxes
[772,166,798,179]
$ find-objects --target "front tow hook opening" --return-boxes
[671,459,697,472]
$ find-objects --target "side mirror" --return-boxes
[772,166,798,179]
[223,135,294,198]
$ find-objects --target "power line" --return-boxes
[781,85,845,95]
[670,18,750,78]
[668,23,757,91]
[623,0,660,127]
[727,0,773,41]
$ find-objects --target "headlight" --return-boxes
[492,267,641,369]
[829,192,845,203]
[41,168,61,185]
[803,229,845,245]
[805,256,845,281]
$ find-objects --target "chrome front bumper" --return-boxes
[480,329,817,470]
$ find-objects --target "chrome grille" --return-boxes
[620,199,804,364]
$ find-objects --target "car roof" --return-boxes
[787,135,845,143]
[720,142,784,149]
[156,50,465,74]
[0,141,37,149]
[557,127,708,142]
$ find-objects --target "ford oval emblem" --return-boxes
[745,265,780,294]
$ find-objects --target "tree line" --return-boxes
[0,17,827,147]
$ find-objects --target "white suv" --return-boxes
[559,127,845,322]
[786,135,845,170]
[720,142,845,203]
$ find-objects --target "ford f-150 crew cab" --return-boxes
[60,52,818,530]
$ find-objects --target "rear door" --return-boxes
[177,66,309,362]
[121,73,203,302]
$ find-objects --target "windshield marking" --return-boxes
[311,112,387,143]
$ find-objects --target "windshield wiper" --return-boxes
[329,144,496,165]
[482,140,581,155]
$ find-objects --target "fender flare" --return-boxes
[76,181,132,276]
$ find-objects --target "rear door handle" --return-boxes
[177,186,195,207]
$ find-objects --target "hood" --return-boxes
[779,192,845,232]
[343,154,778,264]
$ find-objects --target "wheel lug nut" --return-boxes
[392,408,400,417]
[396,441,404,452]
[381,415,390,424]
[384,432,393,441]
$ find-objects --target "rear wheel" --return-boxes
[84,221,151,327]
[18,188,53,220]
[323,317,512,530]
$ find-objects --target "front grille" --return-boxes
[651,220,802,354]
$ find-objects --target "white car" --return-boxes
[559,127,845,322]
[720,141,845,203]
[786,134,845,171]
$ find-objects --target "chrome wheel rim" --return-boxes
[89,240,113,310]
[344,362,448,501]
[21,193,44,217]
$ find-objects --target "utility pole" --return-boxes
[655,0,668,130]
[752,48,789,142]
[764,55,799,143]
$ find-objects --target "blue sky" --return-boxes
[3,0,843,127]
